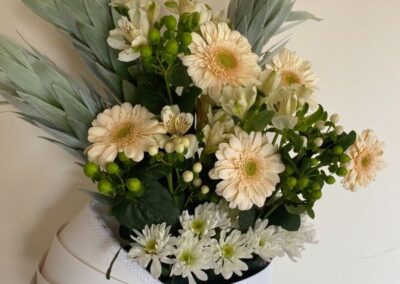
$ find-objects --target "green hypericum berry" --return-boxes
[325,176,336,185]
[84,162,99,178]
[285,165,294,176]
[310,158,319,166]
[337,167,348,177]
[98,180,114,195]
[164,15,177,30]
[180,32,192,46]
[165,40,179,55]
[118,152,130,163]
[141,46,153,58]
[164,30,176,40]
[298,177,310,189]
[148,27,161,43]
[126,178,142,193]
[106,162,120,175]
[333,145,344,155]
[287,177,297,188]
[312,190,322,200]
[339,154,351,164]
[191,12,200,27]
[312,183,321,191]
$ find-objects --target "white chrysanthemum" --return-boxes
[107,9,149,62]
[180,202,232,239]
[260,49,318,115]
[209,128,285,210]
[128,223,175,279]
[171,233,212,284]
[164,0,211,24]
[85,103,166,166]
[246,219,284,261]
[182,22,261,103]
[162,105,193,136]
[202,108,234,154]
[221,86,257,120]
[211,229,252,279]
[276,216,318,262]
[343,129,385,191]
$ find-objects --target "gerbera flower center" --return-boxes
[361,154,372,168]
[222,244,235,258]
[180,250,196,265]
[281,70,302,86]
[145,239,158,254]
[111,121,137,147]
[214,48,238,70]
[244,160,257,177]
[259,239,266,247]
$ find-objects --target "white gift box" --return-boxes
[37,202,272,284]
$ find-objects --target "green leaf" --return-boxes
[122,80,139,105]
[112,180,180,230]
[238,208,256,232]
[337,131,357,150]
[287,131,304,152]
[167,60,192,88]
[137,74,168,113]
[243,109,275,132]
[304,104,324,126]
[287,10,322,22]
[81,189,113,206]
[177,86,201,113]
[268,205,301,231]
[284,204,307,215]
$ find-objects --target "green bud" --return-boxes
[311,190,322,200]
[180,13,191,24]
[106,162,120,175]
[328,164,338,173]
[287,177,297,188]
[148,27,161,43]
[98,180,114,195]
[118,152,130,163]
[298,177,310,189]
[180,32,192,46]
[285,165,294,176]
[337,167,348,177]
[164,15,177,30]
[191,12,200,27]
[312,183,321,191]
[339,154,351,164]
[325,176,336,185]
[141,45,153,58]
[165,40,179,55]
[164,30,176,40]
[333,145,344,155]
[126,178,142,193]
[84,162,99,178]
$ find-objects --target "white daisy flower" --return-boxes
[171,233,212,284]
[180,202,232,239]
[276,216,318,262]
[343,129,385,191]
[246,219,284,261]
[85,103,166,167]
[211,229,252,280]
[209,128,285,210]
[202,108,234,154]
[107,9,150,62]
[128,223,175,279]
[220,86,257,120]
[182,22,261,103]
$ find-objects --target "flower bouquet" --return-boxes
[0,0,385,283]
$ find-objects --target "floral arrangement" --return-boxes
[0,0,385,283]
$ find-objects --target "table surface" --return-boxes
[1,0,399,283]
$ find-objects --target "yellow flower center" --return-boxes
[215,48,238,70]
[191,219,206,235]
[281,70,302,86]
[222,244,235,258]
[145,239,158,254]
[259,239,266,247]
[111,122,137,149]
[244,160,257,176]
[180,250,195,265]
[361,154,371,168]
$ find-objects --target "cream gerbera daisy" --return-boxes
[182,22,261,103]
[209,128,285,210]
[343,129,385,191]
[85,103,166,166]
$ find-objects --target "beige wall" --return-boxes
[0,0,399,283]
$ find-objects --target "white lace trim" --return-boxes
[86,201,162,284]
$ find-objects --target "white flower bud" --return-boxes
[330,114,340,123]
[314,137,324,147]
[148,147,159,156]
[165,142,175,153]
[182,137,191,148]
[315,120,325,130]
[335,126,344,135]
[175,143,185,154]
[201,185,210,194]
[183,171,194,183]
[302,136,308,147]
[193,163,203,173]
[193,178,202,187]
